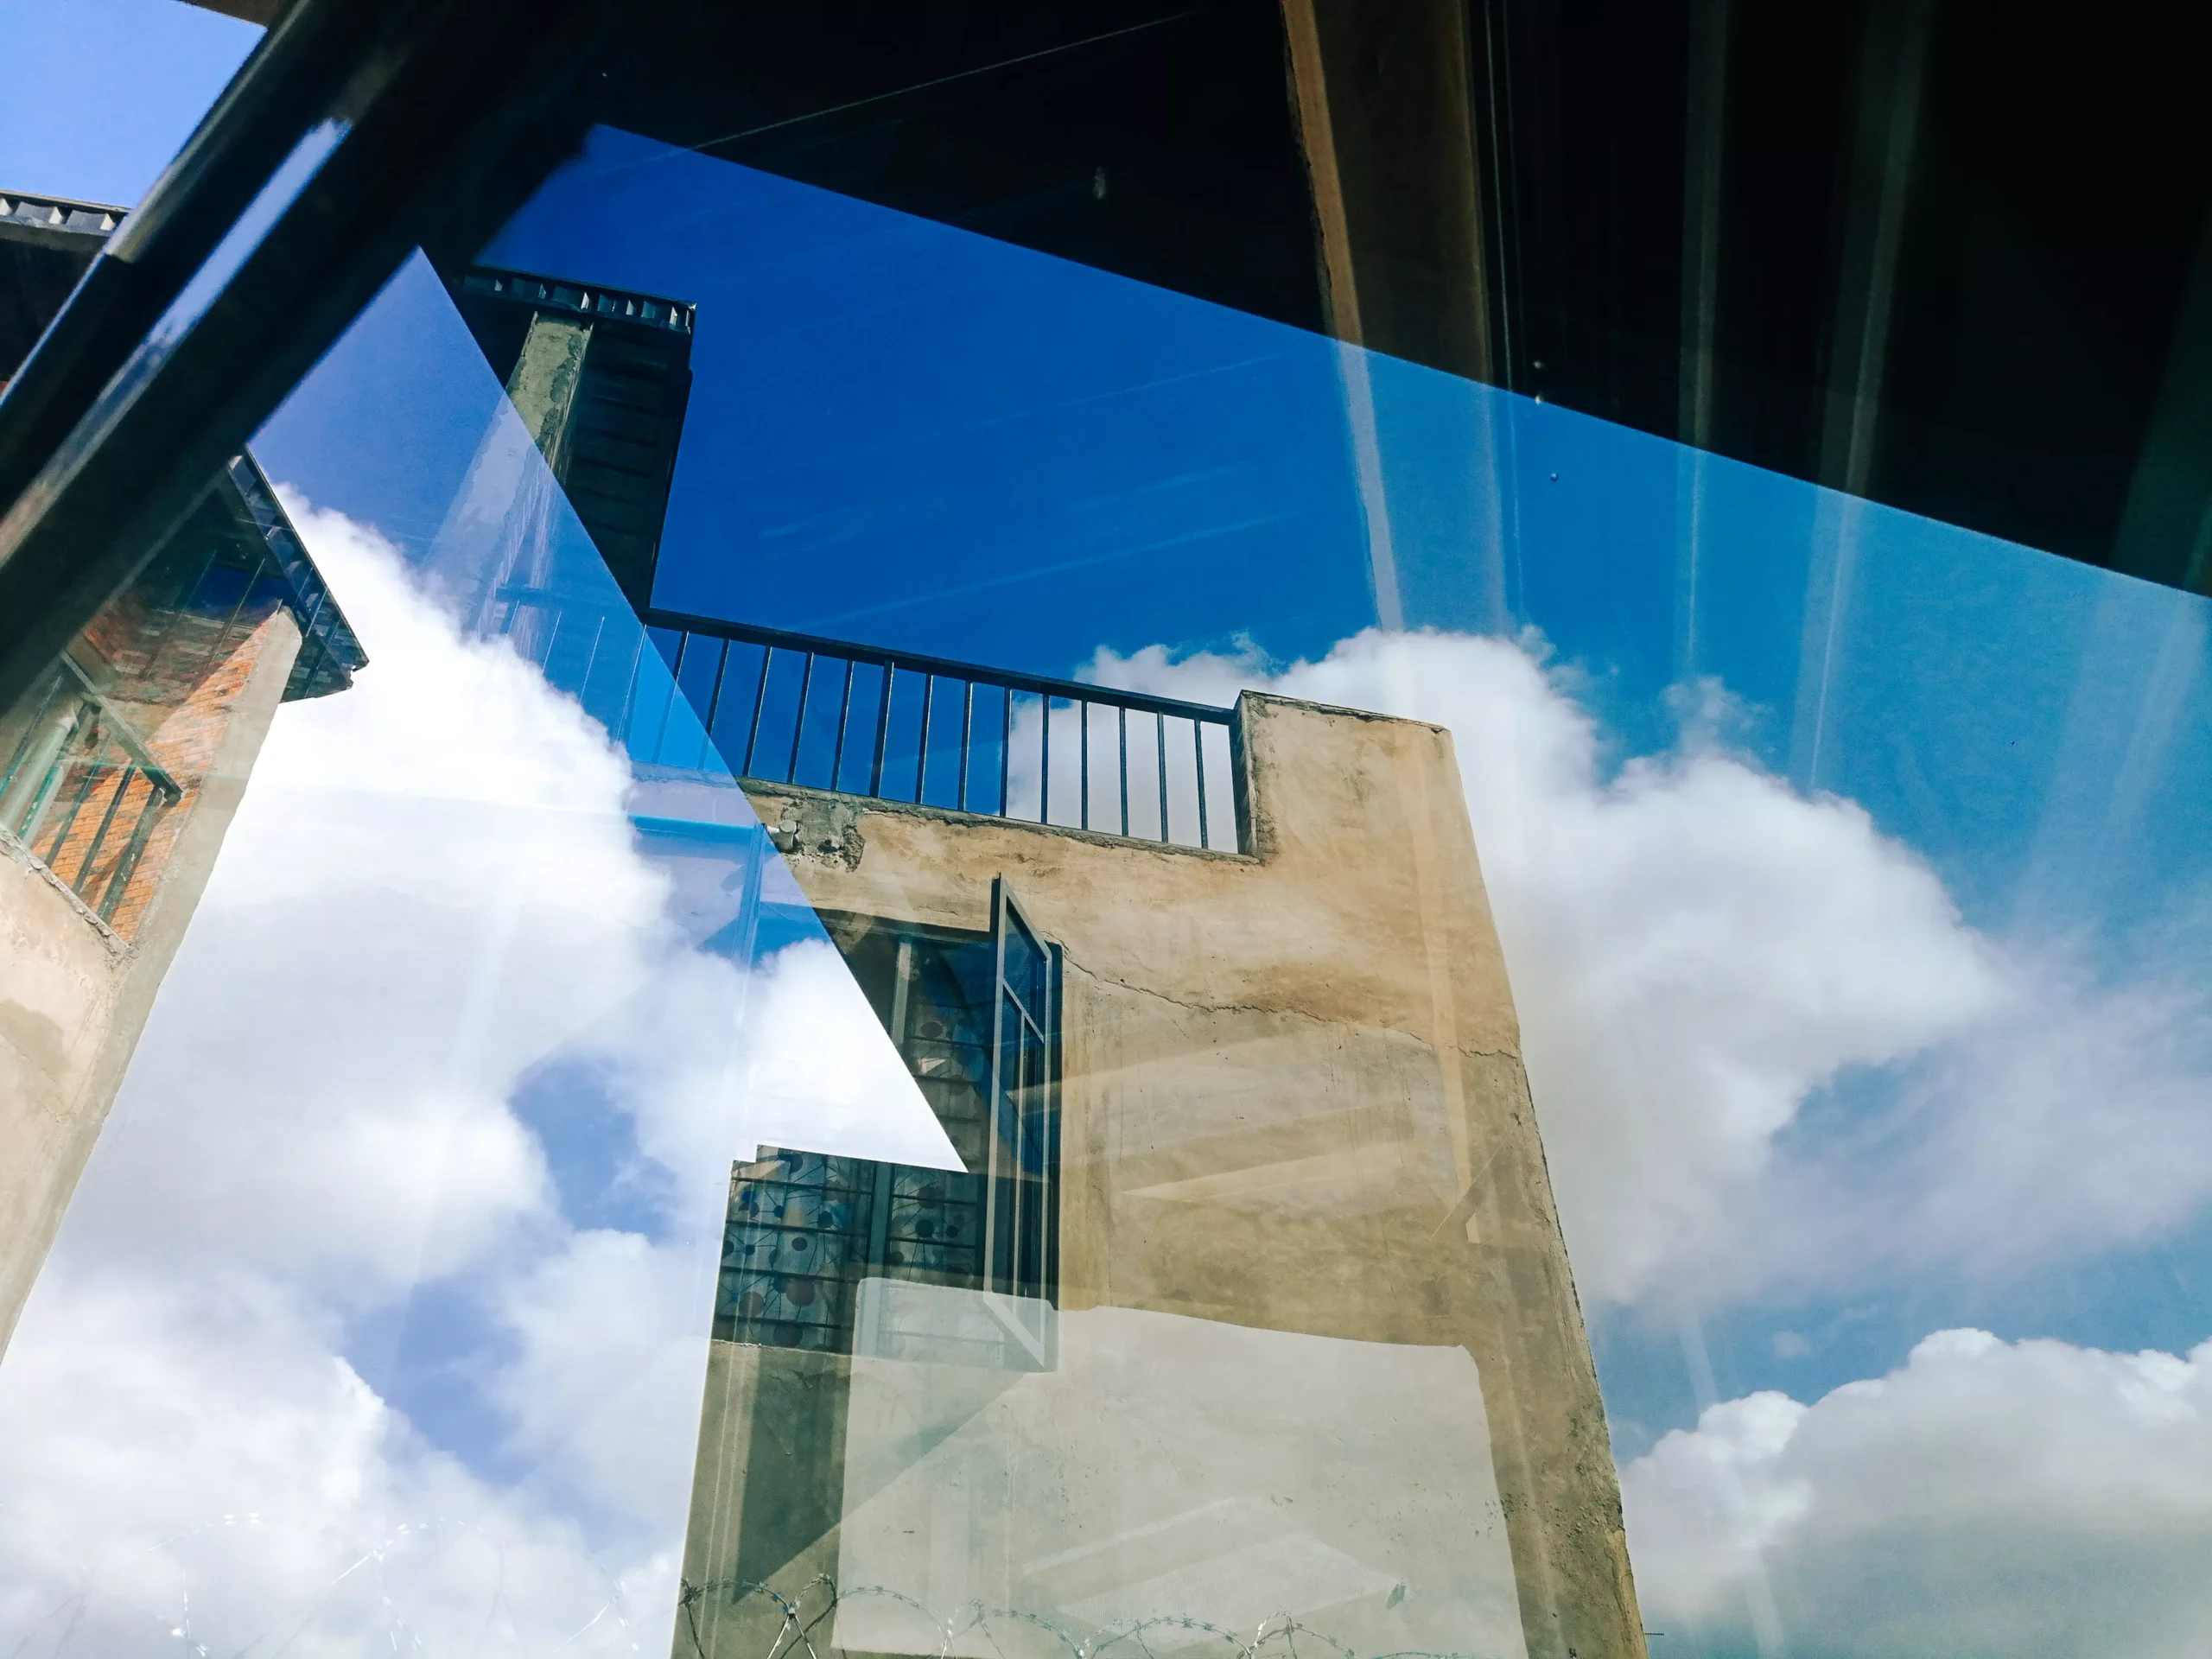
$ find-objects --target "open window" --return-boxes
[982,877,1059,1364]
[715,878,1059,1370]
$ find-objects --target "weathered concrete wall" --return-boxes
[684,691,1643,1659]
[0,610,302,1353]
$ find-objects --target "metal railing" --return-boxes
[639,610,1243,853]
[0,657,182,929]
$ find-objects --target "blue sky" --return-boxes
[0,0,256,206]
[10,13,2212,1651]
[12,0,2212,1426]
[474,124,2212,1400]
[476,129,2212,943]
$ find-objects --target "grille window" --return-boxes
[715,879,1059,1365]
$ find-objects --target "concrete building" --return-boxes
[442,263,696,612]
[0,191,364,1350]
[5,160,1637,1657]
[636,615,1643,1659]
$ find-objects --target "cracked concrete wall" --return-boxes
[696,690,1643,1659]
[0,612,302,1355]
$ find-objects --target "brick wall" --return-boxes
[29,582,289,941]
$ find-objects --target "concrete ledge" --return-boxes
[0,830,130,963]
[739,776,1257,865]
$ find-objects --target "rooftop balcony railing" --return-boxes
[635,610,1244,854]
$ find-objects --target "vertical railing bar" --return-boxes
[702,637,734,734]
[1039,696,1051,824]
[869,664,895,798]
[917,674,935,802]
[696,636,732,772]
[73,763,136,894]
[1079,701,1090,831]
[741,645,772,777]
[830,659,856,791]
[1194,718,1211,849]
[579,613,607,702]
[97,784,165,923]
[1117,705,1129,837]
[0,674,67,794]
[9,715,73,843]
[958,681,975,811]
[999,686,1012,818]
[787,652,816,785]
[1156,710,1169,842]
[645,632,685,764]
[614,631,647,748]
[39,729,105,868]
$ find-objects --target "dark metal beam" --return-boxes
[0,0,618,714]
[0,0,396,520]
[1279,0,1495,381]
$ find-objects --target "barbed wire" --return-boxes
[676,1573,1500,1659]
[5,1512,646,1658]
[10,1523,1502,1659]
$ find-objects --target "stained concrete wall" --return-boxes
[0,610,302,1353]
[682,690,1644,1659]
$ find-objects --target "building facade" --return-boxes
[0,453,362,1348]
[671,686,1641,1659]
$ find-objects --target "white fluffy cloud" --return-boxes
[1739,953,2212,1300]
[1090,629,2006,1304]
[1620,1327,2212,1658]
[0,504,949,1653]
[1096,627,2212,1653]
[0,1262,661,1657]
[12,507,2209,1654]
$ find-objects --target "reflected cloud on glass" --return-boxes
[0,473,953,1651]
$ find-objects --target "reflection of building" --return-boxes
[715,895,1057,1370]
[0,192,365,1349]
[443,263,696,609]
[644,611,1643,1659]
[1,192,125,381]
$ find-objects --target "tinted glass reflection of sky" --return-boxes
[259,130,2212,1454]
[25,15,2210,1642]
[252,257,963,1487]
[480,131,2212,937]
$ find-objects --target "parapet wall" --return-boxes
[714,690,1644,1659]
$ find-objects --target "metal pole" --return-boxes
[1194,719,1210,849]
[1118,704,1128,836]
[786,652,815,784]
[645,632,685,764]
[0,0,623,716]
[830,658,855,791]
[97,781,168,924]
[1156,710,1169,841]
[38,726,107,868]
[870,664,895,798]
[702,636,733,732]
[741,645,772,777]
[917,673,935,802]
[0,0,401,519]
[958,680,974,810]
[73,763,137,895]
